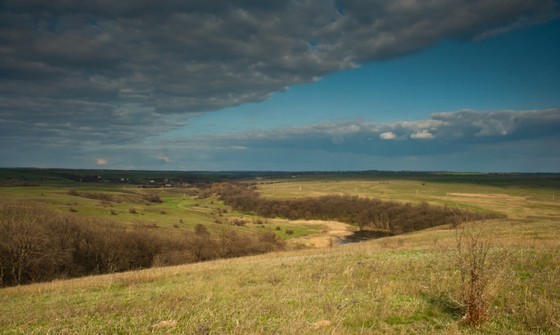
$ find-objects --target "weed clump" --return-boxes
[452,211,507,327]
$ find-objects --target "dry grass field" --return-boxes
[1,172,559,334]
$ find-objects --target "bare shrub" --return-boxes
[110,209,117,215]
[160,210,167,214]
[194,224,209,235]
[67,189,79,196]
[285,229,294,235]
[81,192,113,202]
[288,210,298,220]
[452,211,505,327]
[129,208,137,214]
[233,219,246,226]
[275,226,281,230]
[145,194,163,203]
[69,207,77,212]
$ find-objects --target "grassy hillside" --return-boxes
[1,171,559,333]
[1,219,559,334]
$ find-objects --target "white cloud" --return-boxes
[96,158,107,165]
[410,129,435,139]
[156,156,173,162]
[380,132,397,140]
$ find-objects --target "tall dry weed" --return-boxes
[451,211,508,327]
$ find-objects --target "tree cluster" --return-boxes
[205,184,497,234]
[0,200,285,287]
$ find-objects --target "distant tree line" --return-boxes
[0,200,285,287]
[198,183,498,234]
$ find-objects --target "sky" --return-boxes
[1,0,559,172]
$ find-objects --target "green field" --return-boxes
[1,170,559,334]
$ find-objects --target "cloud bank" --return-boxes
[1,0,558,147]
[2,109,558,172]
[181,109,560,156]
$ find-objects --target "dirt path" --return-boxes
[449,192,526,201]
[289,219,356,248]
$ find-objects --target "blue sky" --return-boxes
[1,1,559,172]
[184,19,560,134]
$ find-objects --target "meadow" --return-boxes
[0,170,559,334]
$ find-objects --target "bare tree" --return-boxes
[0,201,47,285]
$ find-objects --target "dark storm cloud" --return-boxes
[0,0,558,146]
